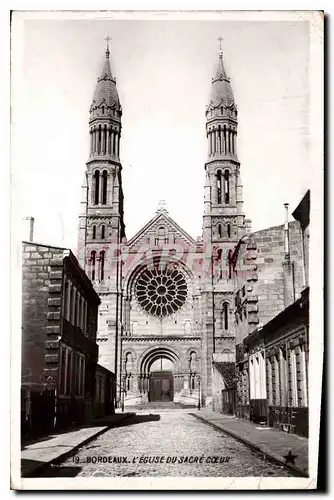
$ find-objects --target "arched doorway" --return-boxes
[139,347,181,403]
[149,357,174,402]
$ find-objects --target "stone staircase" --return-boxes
[125,401,197,410]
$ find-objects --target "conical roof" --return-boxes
[209,51,234,108]
[92,47,120,108]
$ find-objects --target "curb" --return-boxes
[191,413,309,478]
[22,413,134,478]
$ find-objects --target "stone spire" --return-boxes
[208,38,235,111]
[90,39,121,123]
[210,52,234,109]
[87,41,122,165]
[202,41,246,246]
[206,39,238,162]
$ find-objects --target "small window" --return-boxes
[91,251,96,281]
[94,171,100,204]
[227,224,231,238]
[100,251,105,281]
[155,238,159,246]
[218,224,222,238]
[223,302,229,330]
[102,170,108,205]
[92,225,96,240]
[216,170,222,204]
[101,225,105,239]
[224,170,230,204]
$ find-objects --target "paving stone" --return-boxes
[41,410,295,477]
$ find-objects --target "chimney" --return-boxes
[22,216,34,242]
[284,203,290,260]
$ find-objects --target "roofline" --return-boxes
[22,240,67,251]
[127,211,197,246]
[22,240,100,304]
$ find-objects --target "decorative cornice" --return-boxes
[86,157,121,167]
[122,336,202,343]
[205,158,240,168]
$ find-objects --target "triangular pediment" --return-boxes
[127,210,196,252]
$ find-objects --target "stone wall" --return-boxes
[233,220,304,345]
[21,242,65,391]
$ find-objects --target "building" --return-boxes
[77,41,253,408]
[232,190,310,437]
[94,364,116,418]
[21,234,102,439]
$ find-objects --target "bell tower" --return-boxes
[78,38,125,273]
[202,39,248,249]
[77,39,126,379]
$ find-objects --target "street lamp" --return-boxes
[197,375,201,410]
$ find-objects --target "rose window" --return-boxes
[135,267,188,317]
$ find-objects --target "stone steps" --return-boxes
[126,401,197,410]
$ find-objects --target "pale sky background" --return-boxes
[11,13,311,252]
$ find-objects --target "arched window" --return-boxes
[113,131,117,155]
[217,248,222,261]
[101,225,105,239]
[125,352,133,375]
[222,302,229,330]
[218,224,222,238]
[190,352,197,373]
[224,170,230,204]
[94,171,100,205]
[102,170,108,205]
[100,251,105,281]
[103,125,107,154]
[91,251,96,281]
[158,226,166,237]
[228,249,233,279]
[92,225,96,240]
[216,170,222,204]
[98,125,102,154]
[227,223,231,238]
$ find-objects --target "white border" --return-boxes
[7,7,324,493]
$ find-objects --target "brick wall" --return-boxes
[21,242,65,390]
[233,221,304,344]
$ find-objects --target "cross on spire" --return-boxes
[105,35,112,49]
[157,199,168,213]
[104,35,111,57]
[218,36,224,56]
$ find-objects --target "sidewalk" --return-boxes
[21,412,134,478]
[192,409,308,477]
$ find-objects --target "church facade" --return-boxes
[77,43,250,407]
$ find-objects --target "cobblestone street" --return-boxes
[41,410,295,477]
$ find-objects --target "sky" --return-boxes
[11,12,312,253]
